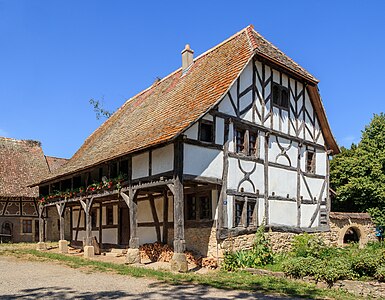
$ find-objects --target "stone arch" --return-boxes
[337,224,368,248]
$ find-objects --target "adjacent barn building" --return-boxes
[0,137,67,242]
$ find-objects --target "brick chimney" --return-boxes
[181,44,194,72]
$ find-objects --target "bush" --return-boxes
[291,233,326,258]
[375,265,385,282]
[349,248,385,277]
[314,257,353,287]
[222,225,273,271]
[282,256,320,279]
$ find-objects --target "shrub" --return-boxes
[314,257,353,287]
[375,265,385,282]
[222,225,274,271]
[350,249,385,277]
[282,257,320,279]
[251,224,274,266]
[222,251,240,271]
[291,233,326,258]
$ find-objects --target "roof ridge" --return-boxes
[0,136,42,146]
[249,27,318,83]
[193,25,252,61]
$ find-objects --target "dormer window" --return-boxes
[272,83,289,110]
[199,120,214,143]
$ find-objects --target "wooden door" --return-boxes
[119,207,130,245]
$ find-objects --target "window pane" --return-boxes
[306,151,316,173]
[235,201,244,227]
[200,122,213,142]
[249,132,257,156]
[199,196,212,220]
[281,89,289,109]
[247,202,255,226]
[22,220,32,233]
[236,129,245,153]
[187,196,197,220]
[272,85,280,105]
[106,206,114,225]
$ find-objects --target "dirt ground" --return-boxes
[0,256,301,299]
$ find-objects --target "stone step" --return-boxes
[105,252,125,258]
[111,248,127,254]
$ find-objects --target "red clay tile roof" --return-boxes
[38,25,338,184]
[45,156,69,172]
[0,137,49,197]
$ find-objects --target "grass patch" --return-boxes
[0,243,362,300]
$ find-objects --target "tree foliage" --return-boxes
[330,113,385,222]
[89,98,114,120]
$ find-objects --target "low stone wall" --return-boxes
[166,213,377,259]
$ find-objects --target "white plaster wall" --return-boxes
[269,167,297,198]
[212,189,219,220]
[185,122,199,139]
[272,107,280,131]
[239,90,252,113]
[102,228,118,244]
[300,204,318,228]
[300,176,325,201]
[202,113,213,122]
[132,152,149,179]
[138,227,157,244]
[152,144,173,175]
[228,123,235,152]
[137,200,152,223]
[218,94,236,116]
[227,196,234,228]
[316,149,327,176]
[183,144,223,178]
[269,200,297,226]
[249,163,265,194]
[239,61,253,92]
[241,106,253,122]
[272,69,280,84]
[258,199,265,226]
[215,117,225,145]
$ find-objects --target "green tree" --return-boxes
[330,113,385,224]
[89,98,114,120]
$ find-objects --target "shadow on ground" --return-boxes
[0,284,305,299]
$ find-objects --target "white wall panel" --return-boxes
[185,123,199,139]
[132,152,149,179]
[269,168,297,198]
[152,144,173,175]
[183,145,223,178]
[269,200,297,226]
[215,117,224,145]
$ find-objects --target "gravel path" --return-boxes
[0,256,299,299]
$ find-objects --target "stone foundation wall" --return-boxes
[166,215,377,258]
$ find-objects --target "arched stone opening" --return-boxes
[338,224,367,248]
[343,227,360,244]
[1,221,13,242]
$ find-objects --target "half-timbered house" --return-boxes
[34,25,339,271]
[0,137,68,242]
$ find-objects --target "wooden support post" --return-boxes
[169,139,187,272]
[121,189,140,264]
[36,204,47,250]
[264,132,269,224]
[99,202,103,248]
[120,190,139,249]
[38,205,45,243]
[162,189,169,244]
[296,144,302,227]
[80,197,94,246]
[69,206,73,241]
[56,203,66,241]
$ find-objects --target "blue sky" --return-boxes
[0,1,384,158]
